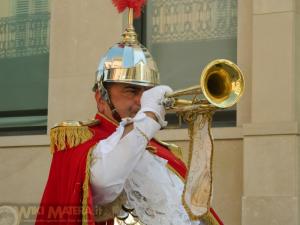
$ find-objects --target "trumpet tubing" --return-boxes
[166,85,201,98]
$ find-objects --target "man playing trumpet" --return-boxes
[35,1,225,225]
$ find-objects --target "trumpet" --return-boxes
[163,59,245,113]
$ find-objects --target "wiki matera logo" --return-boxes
[0,205,19,225]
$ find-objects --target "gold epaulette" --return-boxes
[50,119,100,153]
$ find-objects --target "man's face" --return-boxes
[96,83,149,120]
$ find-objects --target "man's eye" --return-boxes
[127,88,138,93]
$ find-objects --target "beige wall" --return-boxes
[1,0,299,225]
[0,0,11,17]
[0,145,51,203]
[237,0,252,126]
[242,0,300,225]
[47,0,123,127]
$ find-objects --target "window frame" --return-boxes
[134,4,237,128]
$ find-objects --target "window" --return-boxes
[135,0,237,127]
[0,0,50,135]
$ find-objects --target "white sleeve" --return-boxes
[90,112,161,205]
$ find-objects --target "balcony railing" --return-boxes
[0,13,50,58]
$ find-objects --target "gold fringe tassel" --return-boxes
[201,212,220,225]
[50,126,93,153]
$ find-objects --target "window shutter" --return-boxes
[16,0,29,15]
[33,0,49,13]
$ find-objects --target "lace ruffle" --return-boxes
[123,151,200,225]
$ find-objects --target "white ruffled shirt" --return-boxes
[90,112,202,225]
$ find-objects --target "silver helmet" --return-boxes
[94,9,160,94]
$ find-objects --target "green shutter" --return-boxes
[16,0,29,15]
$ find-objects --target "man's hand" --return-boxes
[140,85,173,127]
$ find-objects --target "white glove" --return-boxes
[140,85,173,127]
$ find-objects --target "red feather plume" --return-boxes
[112,0,146,18]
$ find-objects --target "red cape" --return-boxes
[35,113,223,225]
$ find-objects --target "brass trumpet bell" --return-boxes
[201,59,244,108]
[165,59,244,110]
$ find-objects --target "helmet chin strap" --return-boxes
[99,82,122,122]
[107,98,122,122]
